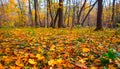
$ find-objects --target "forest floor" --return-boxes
[0,27,120,69]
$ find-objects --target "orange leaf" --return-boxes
[82,48,90,53]
[0,64,3,69]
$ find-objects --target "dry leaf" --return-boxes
[28,59,37,65]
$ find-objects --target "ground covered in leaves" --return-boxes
[0,28,120,69]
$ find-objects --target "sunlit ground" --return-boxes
[0,27,120,69]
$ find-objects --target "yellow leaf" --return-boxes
[15,60,24,67]
[5,48,10,52]
[89,55,95,60]
[2,56,11,64]
[90,66,97,69]
[28,59,37,65]
[56,59,63,64]
[48,59,56,66]
[78,59,85,63]
[82,48,90,53]
[36,54,45,61]
[108,64,116,69]
[50,45,55,51]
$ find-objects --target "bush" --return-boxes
[115,23,120,34]
[74,25,82,29]
[117,23,120,27]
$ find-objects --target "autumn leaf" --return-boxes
[48,59,56,66]
[15,60,24,67]
[108,64,116,69]
[0,28,120,68]
[10,66,22,69]
[28,59,37,65]
[0,64,3,69]
[78,59,85,63]
[50,45,56,51]
[90,66,97,69]
[89,55,95,60]
[75,62,87,68]
[36,54,45,61]
[82,48,90,53]
[56,58,63,64]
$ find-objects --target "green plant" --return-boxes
[74,25,82,29]
[76,38,85,43]
[100,48,117,66]
[117,23,120,27]
[100,57,110,66]
[27,28,35,36]
[115,23,120,34]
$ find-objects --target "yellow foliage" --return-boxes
[48,59,63,66]
[0,28,119,68]
[22,0,27,3]
[36,54,45,61]
[15,60,24,67]
[56,59,63,64]
[9,0,16,4]
[82,48,90,53]
[50,45,56,51]
[28,59,37,65]
[48,59,56,66]
[90,66,97,69]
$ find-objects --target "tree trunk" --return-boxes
[47,0,49,27]
[112,0,116,27]
[34,0,39,26]
[28,0,33,26]
[53,9,59,28]
[95,0,103,30]
[81,1,97,26]
[58,0,64,28]
[48,0,54,27]
[77,0,86,24]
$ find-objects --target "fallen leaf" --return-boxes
[0,64,3,69]
[36,54,45,60]
[82,48,90,53]
[28,59,37,65]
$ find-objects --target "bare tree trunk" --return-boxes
[67,0,71,27]
[34,0,39,27]
[53,9,59,28]
[47,0,49,27]
[0,0,4,27]
[58,0,64,28]
[64,0,69,24]
[17,0,22,26]
[28,0,33,26]
[112,0,116,27]
[81,1,97,26]
[77,0,86,24]
[95,0,103,30]
[48,0,54,27]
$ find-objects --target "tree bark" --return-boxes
[34,0,39,26]
[95,0,103,30]
[81,1,97,26]
[77,0,86,24]
[48,0,54,27]
[58,0,64,28]
[112,0,116,27]
[28,0,33,26]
